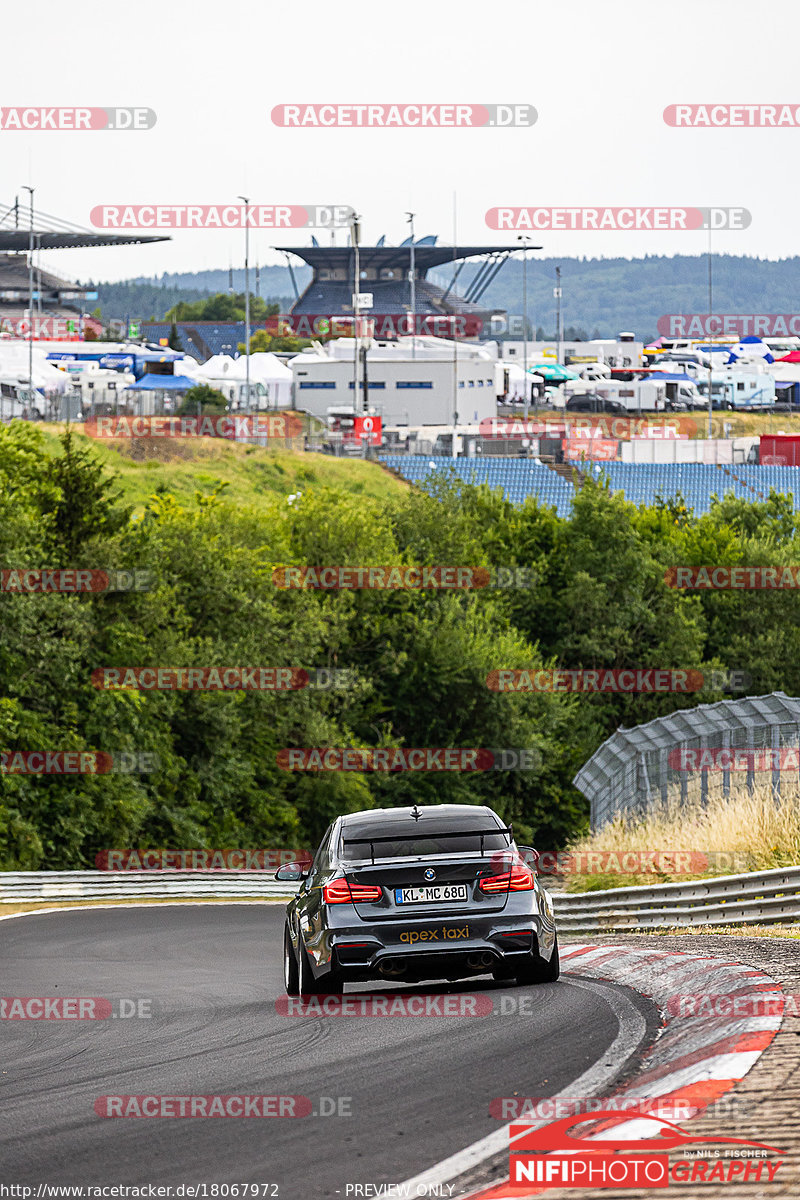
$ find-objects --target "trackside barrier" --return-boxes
[0,871,291,901]
[1,866,799,927]
[551,864,800,931]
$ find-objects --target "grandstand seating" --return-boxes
[380,456,800,517]
[573,462,800,515]
[379,455,576,518]
[142,323,247,360]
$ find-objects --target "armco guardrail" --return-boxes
[0,870,291,902]
[551,864,800,931]
[1,866,799,928]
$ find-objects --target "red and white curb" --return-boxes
[403,942,785,1199]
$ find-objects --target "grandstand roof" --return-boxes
[0,230,168,251]
[276,244,534,272]
[0,199,168,251]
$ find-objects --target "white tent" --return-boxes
[195,352,293,408]
[0,343,70,394]
[195,354,239,379]
[247,353,293,408]
[497,361,546,403]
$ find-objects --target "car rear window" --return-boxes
[339,827,510,862]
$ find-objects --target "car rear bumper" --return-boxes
[326,914,551,982]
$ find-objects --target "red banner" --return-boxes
[563,437,618,460]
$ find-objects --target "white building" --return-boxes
[290,336,498,425]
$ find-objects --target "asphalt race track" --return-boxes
[1,906,655,1198]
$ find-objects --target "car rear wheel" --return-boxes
[284,924,300,996]
[514,932,560,986]
[298,938,344,996]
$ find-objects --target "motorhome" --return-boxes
[695,371,776,410]
[583,376,701,412]
[0,378,41,420]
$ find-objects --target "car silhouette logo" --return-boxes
[424,868,436,880]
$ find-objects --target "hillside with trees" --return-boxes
[88,255,800,340]
[3,423,800,868]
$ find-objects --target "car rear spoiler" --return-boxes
[342,825,513,865]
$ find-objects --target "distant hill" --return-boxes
[88,255,800,340]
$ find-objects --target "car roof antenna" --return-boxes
[410,804,422,822]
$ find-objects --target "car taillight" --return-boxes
[323,877,383,904]
[479,865,535,894]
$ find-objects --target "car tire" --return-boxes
[284,924,300,996]
[514,932,560,986]
[298,937,344,996]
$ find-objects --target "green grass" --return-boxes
[37,425,407,514]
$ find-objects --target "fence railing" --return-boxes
[551,864,800,931]
[2,866,799,930]
[0,871,290,902]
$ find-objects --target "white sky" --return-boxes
[3,0,799,283]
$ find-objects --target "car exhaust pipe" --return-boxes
[466,952,495,971]
[378,961,407,978]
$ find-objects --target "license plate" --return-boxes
[394,885,468,905]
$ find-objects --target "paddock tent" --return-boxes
[195,352,293,408]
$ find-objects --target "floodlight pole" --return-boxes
[352,214,361,413]
[238,195,251,432]
[406,211,416,359]
[518,235,530,420]
[22,186,34,406]
[707,234,713,439]
[555,265,562,364]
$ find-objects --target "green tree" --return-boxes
[38,430,130,562]
[177,384,228,415]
